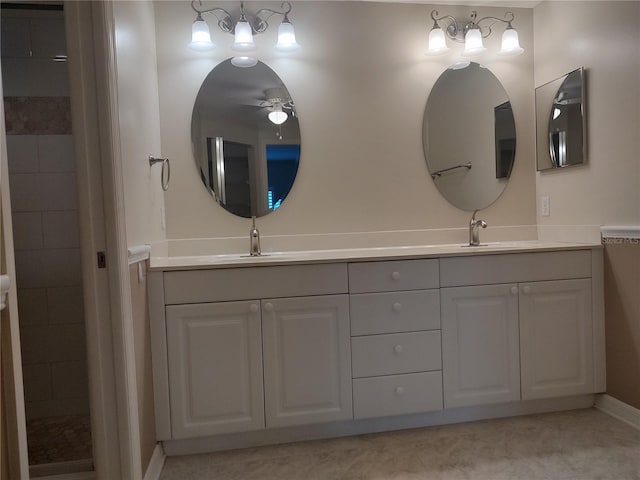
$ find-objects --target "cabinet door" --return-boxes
[262,295,352,428]
[441,284,520,408]
[166,301,264,438]
[519,279,593,400]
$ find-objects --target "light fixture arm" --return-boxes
[253,2,293,34]
[431,9,516,43]
[190,0,234,33]
[192,0,293,36]
[472,11,516,39]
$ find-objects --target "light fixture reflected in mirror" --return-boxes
[189,1,300,67]
[427,10,523,58]
[268,105,288,125]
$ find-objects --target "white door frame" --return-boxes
[65,2,142,479]
[0,59,30,480]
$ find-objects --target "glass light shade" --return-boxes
[232,20,256,51]
[189,18,214,51]
[462,27,486,57]
[426,27,449,56]
[275,20,300,52]
[231,56,258,68]
[268,109,288,125]
[497,27,524,56]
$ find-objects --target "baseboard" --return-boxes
[143,444,166,480]
[163,394,594,456]
[595,394,640,431]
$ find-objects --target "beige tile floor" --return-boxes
[159,408,640,480]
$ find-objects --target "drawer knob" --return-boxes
[392,302,402,312]
[249,304,259,313]
[391,271,401,281]
[393,344,404,354]
[522,286,532,295]
[511,286,518,295]
[395,386,405,396]
[264,302,274,312]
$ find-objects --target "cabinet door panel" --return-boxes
[166,301,264,438]
[441,284,520,408]
[520,279,593,399]
[262,295,352,428]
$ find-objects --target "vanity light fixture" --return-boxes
[188,0,300,66]
[427,10,523,57]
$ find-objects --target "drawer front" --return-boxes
[350,290,440,336]
[440,250,592,287]
[348,259,439,293]
[163,263,348,304]
[353,371,443,419]
[351,331,441,378]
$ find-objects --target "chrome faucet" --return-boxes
[249,216,261,256]
[469,210,487,246]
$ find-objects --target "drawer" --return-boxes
[348,259,439,294]
[350,290,440,336]
[353,371,443,419]
[163,263,348,304]
[351,331,441,378]
[440,250,592,287]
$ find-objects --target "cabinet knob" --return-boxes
[393,344,404,354]
[522,286,531,295]
[264,302,274,312]
[249,304,259,313]
[395,386,405,396]
[511,286,518,295]
[391,271,401,281]
[392,302,402,312]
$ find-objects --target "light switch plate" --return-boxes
[541,196,550,217]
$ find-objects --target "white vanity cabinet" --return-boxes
[150,263,351,440]
[150,245,605,452]
[262,295,352,428]
[165,301,264,438]
[440,250,602,409]
[348,259,443,419]
[441,284,521,408]
[519,278,593,400]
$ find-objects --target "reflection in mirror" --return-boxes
[423,62,516,211]
[191,59,301,218]
[535,67,586,171]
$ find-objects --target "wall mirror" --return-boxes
[423,62,516,212]
[191,59,301,218]
[535,67,586,171]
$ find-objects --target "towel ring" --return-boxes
[149,155,170,191]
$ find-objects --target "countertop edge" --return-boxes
[149,242,602,271]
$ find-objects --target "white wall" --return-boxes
[534,1,640,228]
[112,0,165,248]
[154,1,535,240]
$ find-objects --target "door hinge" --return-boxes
[97,251,106,269]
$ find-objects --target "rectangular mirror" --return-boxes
[535,67,586,171]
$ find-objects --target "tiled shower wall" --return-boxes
[2,7,89,421]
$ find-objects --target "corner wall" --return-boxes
[154,1,536,241]
[534,1,640,409]
[533,1,640,228]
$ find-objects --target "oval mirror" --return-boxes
[191,59,301,218]
[423,62,516,211]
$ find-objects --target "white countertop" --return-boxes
[150,240,602,271]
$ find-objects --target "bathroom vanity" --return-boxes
[148,242,605,455]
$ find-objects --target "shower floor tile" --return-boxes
[27,414,92,465]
